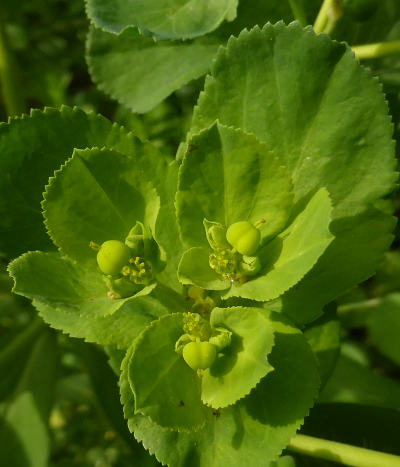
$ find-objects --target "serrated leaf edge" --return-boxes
[128,312,209,433]
[201,306,276,409]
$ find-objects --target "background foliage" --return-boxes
[1,0,400,466]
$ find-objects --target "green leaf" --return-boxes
[202,307,274,408]
[9,251,186,348]
[9,251,155,318]
[87,27,219,113]
[224,188,333,301]
[0,106,178,260]
[0,107,126,257]
[127,313,210,431]
[70,341,158,464]
[85,0,238,39]
[121,311,320,466]
[304,307,340,388]
[34,295,169,349]
[0,318,44,402]
[177,123,293,248]
[193,24,397,215]
[191,23,397,319]
[178,247,231,290]
[279,208,396,324]
[368,293,400,367]
[0,330,58,467]
[43,147,159,268]
[319,343,400,411]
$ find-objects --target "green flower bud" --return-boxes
[97,240,131,276]
[226,221,261,256]
[182,341,217,371]
[239,255,261,276]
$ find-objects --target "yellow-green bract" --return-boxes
[183,341,217,370]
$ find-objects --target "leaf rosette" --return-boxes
[177,122,334,302]
[121,308,320,465]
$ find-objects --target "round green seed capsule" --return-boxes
[182,341,217,371]
[97,240,131,276]
[226,221,261,256]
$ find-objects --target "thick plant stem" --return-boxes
[353,41,400,60]
[0,16,24,117]
[288,0,308,26]
[288,434,400,467]
[314,0,342,34]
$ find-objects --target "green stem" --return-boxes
[337,297,381,315]
[288,434,400,467]
[0,15,24,117]
[313,0,342,35]
[352,41,400,60]
[288,0,308,26]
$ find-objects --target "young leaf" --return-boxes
[87,26,220,113]
[178,247,231,290]
[202,307,275,408]
[121,311,320,466]
[128,313,211,431]
[177,123,294,248]
[43,147,159,268]
[223,188,333,301]
[85,0,238,39]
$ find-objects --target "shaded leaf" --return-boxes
[368,293,400,366]
[304,307,340,388]
[0,330,58,467]
[87,27,220,113]
[319,343,400,411]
